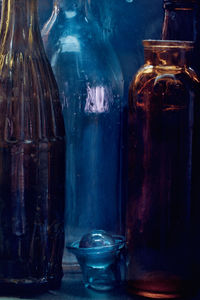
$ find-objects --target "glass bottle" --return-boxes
[162,0,200,72]
[0,0,65,291]
[162,0,199,40]
[42,0,125,268]
[127,40,200,299]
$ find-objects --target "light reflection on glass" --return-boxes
[60,35,80,53]
[65,10,77,18]
[84,85,112,113]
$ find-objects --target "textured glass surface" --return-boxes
[127,40,200,299]
[42,0,125,267]
[0,0,65,290]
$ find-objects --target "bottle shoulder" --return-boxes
[42,10,120,67]
[42,9,124,97]
[0,51,65,142]
[129,64,200,111]
[42,10,99,47]
[131,63,200,95]
[42,23,124,96]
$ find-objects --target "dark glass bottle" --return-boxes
[42,0,125,269]
[162,0,200,72]
[162,0,199,40]
[0,0,65,291]
[127,40,200,299]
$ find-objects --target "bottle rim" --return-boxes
[164,0,199,8]
[143,39,194,50]
[164,0,198,4]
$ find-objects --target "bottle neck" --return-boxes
[162,1,200,41]
[164,0,197,10]
[53,0,92,19]
[0,0,41,50]
[144,43,193,68]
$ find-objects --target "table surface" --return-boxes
[0,271,199,300]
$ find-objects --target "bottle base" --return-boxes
[127,286,181,299]
[0,277,62,295]
[127,278,193,299]
[0,278,48,295]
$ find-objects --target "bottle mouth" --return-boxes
[164,0,198,9]
[143,40,194,50]
[164,0,198,3]
[143,40,194,67]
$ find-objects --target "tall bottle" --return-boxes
[0,0,65,291]
[162,0,200,72]
[127,40,200,298]
[42,0,125,268]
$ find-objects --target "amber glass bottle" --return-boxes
[0,0,65,291]
[127,40,200,299]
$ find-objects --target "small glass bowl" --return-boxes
[67,235,126,291]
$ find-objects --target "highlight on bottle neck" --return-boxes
[0,0,45,52]
[143,40,194,67]
[53,0,91,15]
[1,0,38,29]
[164,0,198,9]
[1,0,38,16]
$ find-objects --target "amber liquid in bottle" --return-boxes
[0,0,65,291]
[127,41,200,299]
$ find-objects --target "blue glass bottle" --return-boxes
[42,0,125,267]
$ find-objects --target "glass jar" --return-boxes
[42,0,125,269]
[127,40,200,299]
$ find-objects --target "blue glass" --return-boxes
[79,230,115,248]
[39,0,163,92]
[68,231,126,291]
[42,0,125,267]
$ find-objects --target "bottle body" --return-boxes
[127,40,200,298]
[0,140,65,289]
[0,0,65,290]
[42,0,125,268]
